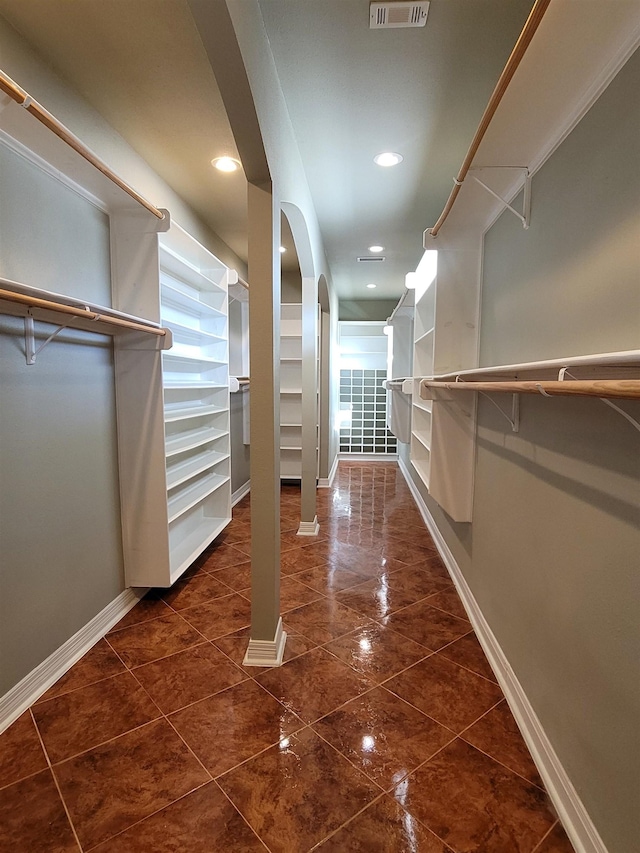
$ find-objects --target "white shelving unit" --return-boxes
[159,232,231,583]
[280,303,303,479]
[411,272,436,488]
[113,222,233,587]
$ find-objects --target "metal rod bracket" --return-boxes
[469,167,531,229]
[24,314,72,364]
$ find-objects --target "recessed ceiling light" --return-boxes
[279,246,286,253]
[211,156,241,172]
[368,245,384,253]
[373,152,403,167]
[366,283,377,289]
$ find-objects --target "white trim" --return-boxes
[231,480,251,506]
[297,516,320,537]
[0,587,146,735]
[317,453,339,488]
[338,452,398,462]
[0,129,108,214]
[397,456,608,853]
[242,617,287,667]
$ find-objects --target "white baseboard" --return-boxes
[398,457,608,853]
[317,454,339,488]
[242,617,286,667]
[232,480,251,506]
[338,452,398,462]
[297,516,320,537]
[0,587,146,735]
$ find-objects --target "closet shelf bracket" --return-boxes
[25,314,73,364]
[559,368,640,434]
[468,166,531,229]
[476,387,520,432]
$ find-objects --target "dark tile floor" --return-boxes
[0,462,575,852]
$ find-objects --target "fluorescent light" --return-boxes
[374,152,403,167]
[279,246,286,253]
[211,156,241,173]
[368,245,384,253]
[366,283,377,289]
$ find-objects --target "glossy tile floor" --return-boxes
[0,462,575,852]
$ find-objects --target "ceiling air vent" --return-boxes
[370,1,429,29]
[357,256,386,262]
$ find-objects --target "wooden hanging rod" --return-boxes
[0,288,167,337]
[426,0,551,239]
[421,379,640,401]
[0,70,165,221]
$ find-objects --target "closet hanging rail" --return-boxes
[0,70,165,221]
[425,0,551,240]
[421,379,640,401]
[0,288,167,337]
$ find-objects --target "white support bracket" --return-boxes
[469,166,531,229]
[477,389,520,432]
[24,314,73,365]
[559,368,640,434]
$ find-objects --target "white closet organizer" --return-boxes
[112,221,233,588]
[0,72,233,587]
[280,303,303,479]
[159,232,232,581]
[411,276,436,488]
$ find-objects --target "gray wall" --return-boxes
[339,299,398,321]
[0,146,124,695]
[405,51,640,853]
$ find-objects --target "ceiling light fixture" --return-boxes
[366,283,377,289]
[373,152,403,167]
[211,156,241,173]
[279,246,286,253]
[368,245,384,253]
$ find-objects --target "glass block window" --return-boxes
[339,368,397,454]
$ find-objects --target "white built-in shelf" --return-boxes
[164,404,225,423]
[161,282,225,319]
[163,381,226,390]
[165,426,228,457]
[166,451,230,490]
[168,516,228,584]
[167,470,230,524]
[163,319,225,344]
[280,388,303,395]
[414,328,434,346]
[412,431,431,453]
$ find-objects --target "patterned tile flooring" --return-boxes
[0,462,575,852]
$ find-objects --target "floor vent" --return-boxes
[370,1,429,29]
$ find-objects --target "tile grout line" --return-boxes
[213,779,273,852]
[28,706,84,852]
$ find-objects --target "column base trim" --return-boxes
[297,516,320,536]
[242,617,287,667]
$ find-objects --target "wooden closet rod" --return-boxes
[0,288,167,337]
[422,379,640,401]
[426,0,551,239]
[0,70,165,221]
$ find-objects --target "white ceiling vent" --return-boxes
[357,256,386,262]
[369,1,429,29]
